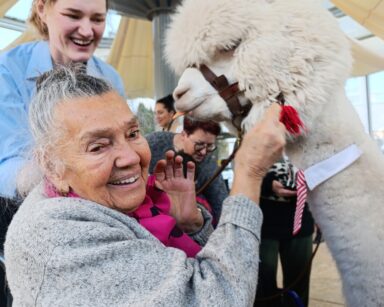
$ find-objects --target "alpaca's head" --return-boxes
[166,0,352,134]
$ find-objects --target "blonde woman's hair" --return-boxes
[28,0,53,39]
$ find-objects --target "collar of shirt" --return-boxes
[26,40,104,82]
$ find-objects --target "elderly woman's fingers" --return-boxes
[173,155,184,178]
[153,159,166,182]
[165,150,175,179]
[186,161,195,181]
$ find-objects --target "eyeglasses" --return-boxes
[193,141,217,153]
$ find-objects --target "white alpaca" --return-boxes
[165,0,384,306]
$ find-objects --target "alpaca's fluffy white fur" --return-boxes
[166,0,384,306]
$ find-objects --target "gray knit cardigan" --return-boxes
[5,184,262,307]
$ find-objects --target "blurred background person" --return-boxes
[155,94,182,132]
[255,158,314,307]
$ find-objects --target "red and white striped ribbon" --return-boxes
[293,169,307,235]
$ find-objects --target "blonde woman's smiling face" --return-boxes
[38,0,107,64]
[52,91,150,213]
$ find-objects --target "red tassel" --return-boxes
[280,105,304,136]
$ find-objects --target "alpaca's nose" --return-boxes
[173,86,188,101]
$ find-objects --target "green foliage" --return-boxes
[137,103,155,135]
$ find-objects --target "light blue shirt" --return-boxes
[0,40,126,198]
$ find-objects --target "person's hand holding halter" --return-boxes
[231,104,287,203]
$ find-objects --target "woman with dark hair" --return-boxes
[155,94,181,132]
[146,116,227,225]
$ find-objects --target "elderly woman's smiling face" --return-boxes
[52,91,150,213]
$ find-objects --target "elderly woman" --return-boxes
[5,66,286,306]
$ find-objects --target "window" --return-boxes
[345,76,369,132]
[368,71,384,153]
[0,28,21,49]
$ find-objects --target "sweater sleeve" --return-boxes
[5,194,263,307]
[188,204,214,245]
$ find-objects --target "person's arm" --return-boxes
[261,161,297,198]
[231,104,286,202]
[271,180,297,198]
[187,204,214,245]
[0,67,30,198]
[7,194,262,306]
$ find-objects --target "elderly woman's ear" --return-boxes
[50,179,70,196]
[39,154,69,195]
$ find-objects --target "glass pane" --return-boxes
[337,16,371,40]
[5,0,33,20]
[345,76,369,132]
[104,12,122,38]
[368,71,384,153]
[0,28,21,49]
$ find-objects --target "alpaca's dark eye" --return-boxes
[219,39,241,52]
[218,39,241,54]
[232,39,241,49]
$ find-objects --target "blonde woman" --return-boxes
[0,0,125,198]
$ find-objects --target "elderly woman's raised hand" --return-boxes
[231,104,286,202]
[153,150,203,233]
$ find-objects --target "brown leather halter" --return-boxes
[189,64,251,195]
[193,64,252,133]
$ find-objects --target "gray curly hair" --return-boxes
[18,64,113,196]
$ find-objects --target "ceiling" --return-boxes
[109,0,181,20]
[1,0,384,98]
